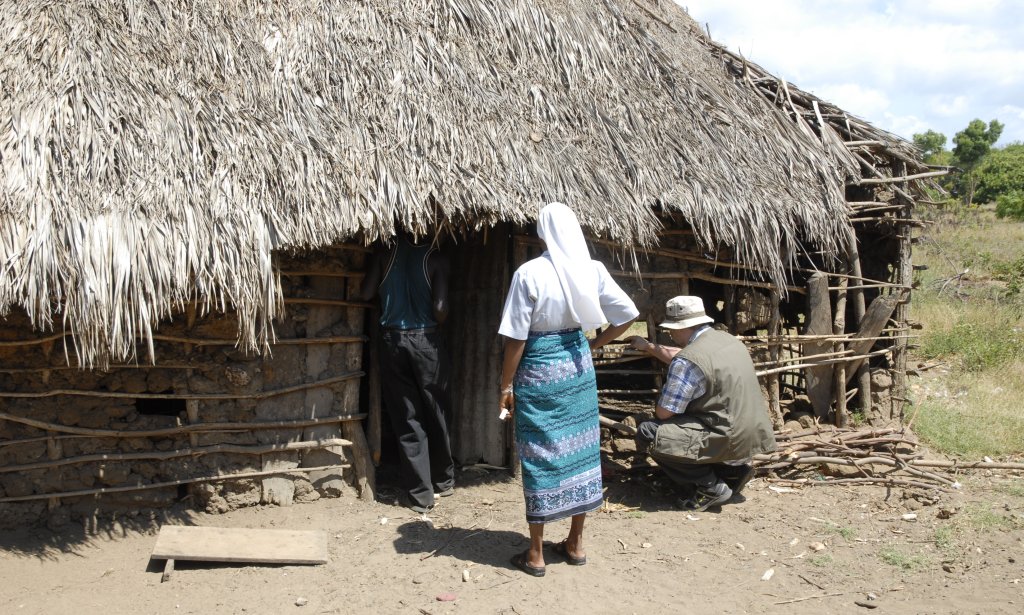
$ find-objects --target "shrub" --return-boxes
[919,316,1024,371]
[995,190,1024,221]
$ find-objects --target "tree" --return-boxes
[952,119,1005,205]
[975,142,1024,205]
[912,130,947,161]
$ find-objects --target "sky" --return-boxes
[679,0,1024,148]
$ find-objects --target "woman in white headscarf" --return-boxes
[497,202,639,577]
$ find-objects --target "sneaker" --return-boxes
[723,465,755,498]
[677,482,733,512]
[434,487,455,498]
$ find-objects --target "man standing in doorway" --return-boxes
[626,296,776,512]
[361,231,455,514]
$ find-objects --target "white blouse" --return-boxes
[498,253,639,340]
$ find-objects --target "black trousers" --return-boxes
[380,328,455,508]
[637,420,749,491]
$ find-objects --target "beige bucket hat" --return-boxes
[658,296,714,330]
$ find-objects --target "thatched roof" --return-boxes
[0,0,906,364]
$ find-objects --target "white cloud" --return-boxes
[679,0,1024,144]
[930,95,970,118]
[806,83,891,121]
[883,113,931,141]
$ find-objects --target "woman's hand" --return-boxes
[499,390,515,420]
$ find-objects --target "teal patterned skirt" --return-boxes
[514,328,603,524]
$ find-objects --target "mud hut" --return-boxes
[0,0,934,526]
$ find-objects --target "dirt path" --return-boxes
[1,467,1022,615]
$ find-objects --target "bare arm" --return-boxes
[625,335,681,365]
[498,337,527,417]
[654,404,677,421]
[589,318,637,352]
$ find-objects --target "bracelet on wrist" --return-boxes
[500,385,514,395]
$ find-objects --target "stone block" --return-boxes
[294,479,321,503]
[124,372,151,394]
[261,477,295,506]
[310,468,348,498]
[147,369,174,392]
[870,369,894,390]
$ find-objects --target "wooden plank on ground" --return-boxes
[152,526,328,565]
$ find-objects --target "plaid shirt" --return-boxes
[657,326,710,414]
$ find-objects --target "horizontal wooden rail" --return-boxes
[279,270,364,278]
[0,464,350,503]
[0,333,366,348]
[755,348,892,377]
[0,412,367,439]
[283,298,371,308]
[856,170,948,185]
[0,438,352,474]
[0,370,363,400]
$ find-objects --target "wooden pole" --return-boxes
[892,162,914,422]
[832,273,849,427]
[844,228,872,422]
[342,421,376,501]
[367,313,383,466]
[803,273,835,421]
[843,293,903,386]
[767,289,783,429]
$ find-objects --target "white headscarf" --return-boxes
[537,202,606,330]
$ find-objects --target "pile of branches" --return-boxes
[755,426,1024,491]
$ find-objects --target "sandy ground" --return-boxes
[1,463,1023,615]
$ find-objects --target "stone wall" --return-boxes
[0,246,367,529]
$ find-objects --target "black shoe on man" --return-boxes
[677,482,733,512]
[723,465,755,499]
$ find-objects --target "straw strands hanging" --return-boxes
[1,1,867,365]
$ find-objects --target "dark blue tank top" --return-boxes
[378,237,437,329]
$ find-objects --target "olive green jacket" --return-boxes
[651,329,777,463]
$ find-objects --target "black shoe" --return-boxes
[677,482,733,512]
[723,465,755,498]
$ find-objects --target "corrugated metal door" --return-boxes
[446,224,512,466]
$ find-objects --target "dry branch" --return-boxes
[751,427,996,491]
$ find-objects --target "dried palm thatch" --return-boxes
[0,0,889,365]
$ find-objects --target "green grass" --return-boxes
[809,555,834,568]
[914,297,1024,371]
[826,524,855,541]
[879,547,929,571]
[910,364,1024,457]
[994,482,1024,498]
[909,207,1024,457]
[932,527,955,553]
[962,504,1021,532]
